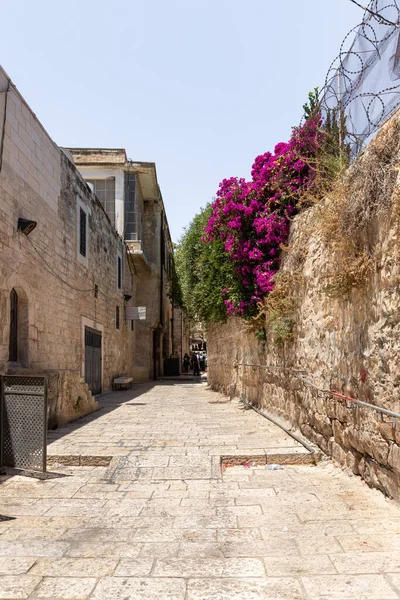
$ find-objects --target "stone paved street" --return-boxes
[1,381,400,599]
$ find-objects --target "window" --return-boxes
[8,287,29,364]
[77,196,89,266]
[116,305,120,330]
[9,289,18,362]
[87,178,116,226]
[117,253,122,290]
[124,171,143,241]
[79,208,87,257]
[124,171,136,240]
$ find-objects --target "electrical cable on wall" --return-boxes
[24,233,96,294]
[4,215,137,312]
[3,214,100,294]
[3,192,145,315]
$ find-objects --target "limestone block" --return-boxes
[378,421,395,441]
[332,419,345,447]
[358,457,400,499]
[335,401,357,425]
[313,413,333,438]
[395,422,400,445]
[330,440,348,467]
[388,443,400,472]
[363,433,390,465]
[345,449,362,475]
[342,427,365,455]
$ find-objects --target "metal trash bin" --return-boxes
[163,358,180,376]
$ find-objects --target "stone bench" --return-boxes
[112,376,133,391]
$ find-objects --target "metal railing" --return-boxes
[237,362,400,421]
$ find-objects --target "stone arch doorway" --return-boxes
[8,287,29,365]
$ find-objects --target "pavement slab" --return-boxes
[28,577,97,599]
[0,380,399,599]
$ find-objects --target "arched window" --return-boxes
[9,288,18,362]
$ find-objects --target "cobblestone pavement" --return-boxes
[1,381,400,599]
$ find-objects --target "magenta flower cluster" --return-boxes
[204,115,323,316]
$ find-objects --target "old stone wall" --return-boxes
[172,307,191,371]
[0,67,137,425]
[208,119,400,499]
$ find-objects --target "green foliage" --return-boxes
[255,327,267,345]
[167,255,183,308]
[265,312,294,346]
[303,86,350,174]
[251,271,298,347]
[303,87,320,119]
[324,108,351,168]
[175,204,241,324]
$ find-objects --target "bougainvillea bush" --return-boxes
[203,114,324,317]
[174,94,347,325]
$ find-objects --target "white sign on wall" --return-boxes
[126,306,147,321]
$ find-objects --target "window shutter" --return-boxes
[118,255,122,289]
[80,208,87,257]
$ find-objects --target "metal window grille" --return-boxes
[79,208,87,257]
[124,171,137,240]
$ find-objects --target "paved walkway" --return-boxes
[1,381,400,599]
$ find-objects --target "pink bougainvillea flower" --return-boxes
[203,115,323,316]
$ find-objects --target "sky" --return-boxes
[0,0,361,241]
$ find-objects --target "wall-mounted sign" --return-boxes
[126,306,146,321]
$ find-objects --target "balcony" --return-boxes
[126,240,151,276]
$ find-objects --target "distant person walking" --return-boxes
[193,352,200,376]
[183,353,190,375]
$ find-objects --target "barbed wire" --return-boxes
[320,0,400,155]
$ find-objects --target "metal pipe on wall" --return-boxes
[238,363,400,420]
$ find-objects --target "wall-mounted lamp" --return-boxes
[124,294,132,303]
[18,217,37,236]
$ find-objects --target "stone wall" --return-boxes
[208,118,400,499]
[172,307,191,371]
[0,67,137,425]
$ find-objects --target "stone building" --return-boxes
[190,323,207,351]
[66,148,189,378]
[0,65,187,426]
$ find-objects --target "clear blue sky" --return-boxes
[1,0,361,241]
